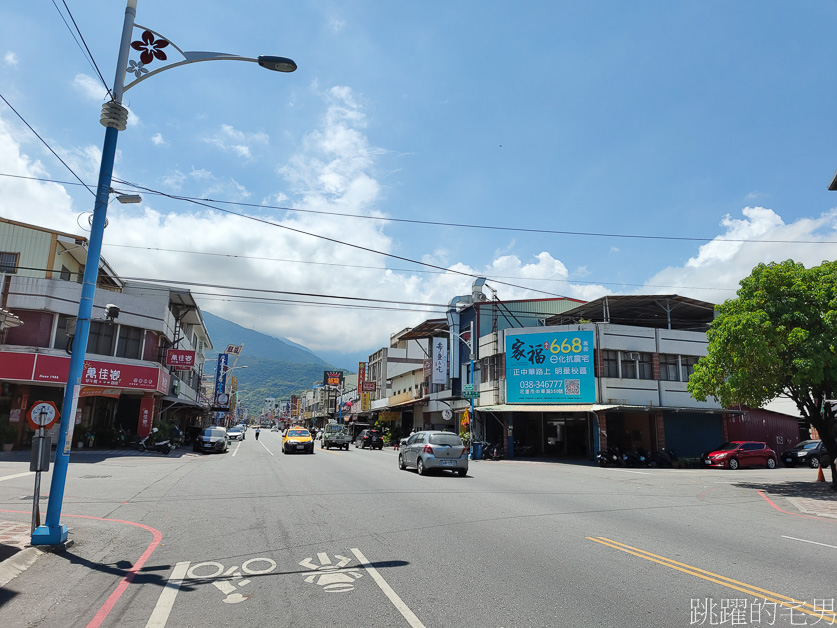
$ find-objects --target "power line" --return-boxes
[116,276,452,308]
[51,0,114,100]
[0,95,96,196]
[114,177,837,245]
[3,171,836,245]
[117,182,571,299]
[99,242,737,292]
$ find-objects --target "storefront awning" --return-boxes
[162,396,204,409]
[475,404,621,413]
[476,403,730,414]
[388,398,425,408]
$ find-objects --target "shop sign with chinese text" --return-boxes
[505,330,594,404]
[166,349,196,369]
[432,337,448,385]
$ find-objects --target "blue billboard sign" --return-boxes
[505,330,595,404]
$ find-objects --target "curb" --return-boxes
[0,546,43,588]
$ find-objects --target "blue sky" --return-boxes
[1,1,836,369]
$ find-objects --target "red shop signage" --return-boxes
[166,349,196,368]
[0,351,165,392]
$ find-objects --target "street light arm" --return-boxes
[123,23,296,93]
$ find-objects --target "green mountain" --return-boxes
[201,311,342,413]
[202,311,327,365]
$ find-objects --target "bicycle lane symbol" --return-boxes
[186,557,277,604]
[299,553,363,593]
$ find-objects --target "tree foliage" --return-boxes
[688,260,837,485]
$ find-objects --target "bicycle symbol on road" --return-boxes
[300,552,363,593]
[186,557,277,604]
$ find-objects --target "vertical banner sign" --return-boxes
[361,392,370,411]
[432,337,448,385]
[214,353,229,406]
[505,330,594,403]
[358,362,367,384]
[138,396,155,438]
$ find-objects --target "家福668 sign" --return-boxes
[505,330,594,404]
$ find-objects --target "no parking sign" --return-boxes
[27,401,60,431]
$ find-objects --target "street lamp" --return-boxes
[31,0,295,547]
[443,321,478,460]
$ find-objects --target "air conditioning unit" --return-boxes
[624,352,640,361]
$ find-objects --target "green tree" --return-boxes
[688,260,837,487]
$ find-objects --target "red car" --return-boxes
[703,441,778,470]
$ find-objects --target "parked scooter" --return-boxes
[621,448,651,467]
[115,426,129,447]
[597,446,622,467]
[169,426,183,449]
[652,448,678,468]
[138,428,171,455]
[484,442,506,461]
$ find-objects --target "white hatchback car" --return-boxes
[227,427,245,441]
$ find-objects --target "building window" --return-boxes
[54,314,75,351]
[638,352,654,379]
[0,252,19,273]
[60,266,72,281]
[681,356,700,382]
[621,352,638,379]
[116,325,143,359]
[87,321,115,356]
[659,354,679,381]
[601,350,618,378]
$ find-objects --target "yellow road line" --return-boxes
[587,536,837,622]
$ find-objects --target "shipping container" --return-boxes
[726,408,800,455]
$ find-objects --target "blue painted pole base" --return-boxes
[30,523,69,546]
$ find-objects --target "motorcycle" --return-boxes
[114,426,129,447]
[597,446,622,467]
[484,442,505,461]
[138,428,171,455]
[621,448,651,467]
[169,426,183,449]
[653,448,678,468]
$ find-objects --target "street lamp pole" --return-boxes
[445,321,477,459]
[31,0,295,546]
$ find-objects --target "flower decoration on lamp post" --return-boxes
[131,29,169,64]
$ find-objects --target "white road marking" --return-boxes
[257,439,274,456]
[145,561,190,628]
[350,548,425,628]
[232,442,242,457]
[782,535,837,550]
[0,472,31,482]
[611,469,650,475]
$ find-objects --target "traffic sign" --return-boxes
[463,391,480,398]
[27,401,60,430]
[462,384,475,392]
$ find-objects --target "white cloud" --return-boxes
[328,17,346,33]
[204,124,269,160]
[4,89,835,364]
[151,133,166,146]
[72,74,106,101]
[71,74,140,126]
[4,52,18,67]
[643,206,837,304]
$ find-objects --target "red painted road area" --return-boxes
[0,509,162,628]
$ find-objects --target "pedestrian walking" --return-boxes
[255,427,260,441]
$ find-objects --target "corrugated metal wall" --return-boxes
[726,408,800,455]
[663,412,724,458]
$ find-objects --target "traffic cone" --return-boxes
[817,466,825,482]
